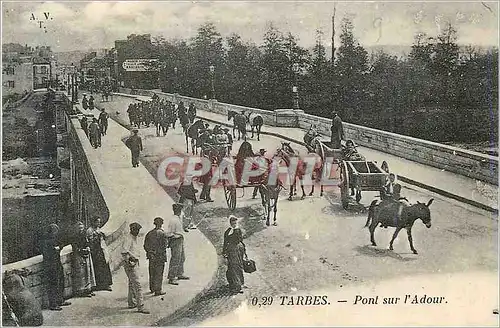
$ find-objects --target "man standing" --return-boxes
[125,129,143,168]
[40,224,72,311]
[89,118,101,149]
[82,94,89,111]
[177,178,198,231]
[199,167,214,203]
[98,108,109,136]
[330,111,345,149]
[143,217,168,296]
[88,95,95,110]
[223,128,233,154]
[167,204,190,285]
[121,222,150,314]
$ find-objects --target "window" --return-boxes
[41,66,48,74]
[8,81,15,88]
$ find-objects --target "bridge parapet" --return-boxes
[120,87,498,185]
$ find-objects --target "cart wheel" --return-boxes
[224,185,236,211]
[340,161,349,209]
[355,190,362,202]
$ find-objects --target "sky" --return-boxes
[2,1,499,52]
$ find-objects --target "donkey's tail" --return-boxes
[364,200,379,228]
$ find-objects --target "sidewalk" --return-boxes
[42,95,218,326]
[114,92,496,212]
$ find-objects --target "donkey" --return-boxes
[364,198,434,254]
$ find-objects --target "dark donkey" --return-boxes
[227,110,248,141]
[364,198,434,254]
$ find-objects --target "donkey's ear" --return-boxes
[426,198,434,207]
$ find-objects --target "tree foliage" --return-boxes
[151,20,497,144]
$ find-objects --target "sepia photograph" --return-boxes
[1,0,498,326]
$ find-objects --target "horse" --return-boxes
[257,179,286,226]
[364,198,434,254]
[185,119,205,154]
[274,142,322,201]
[227,110,247,141]
[246,113,264,141]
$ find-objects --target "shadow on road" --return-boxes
[355,245,417,262]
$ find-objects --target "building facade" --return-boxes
[2,59,33,96]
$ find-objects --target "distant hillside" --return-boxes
[53,51,87,66]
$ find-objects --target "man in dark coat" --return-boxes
[40,224,72,311]
[143,217,168,296]
[330,111,345,149]
[88,95,95,110]
[82,95,89,111]
[125,129,143,168]
[98,108,109,136]
[80,116,89,137]
[187,103,197,123]
[89,118,101,149]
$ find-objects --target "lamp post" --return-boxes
[174,66,178,93]
[292,63,300,110]
[209,65,215,99]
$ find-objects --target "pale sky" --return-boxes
[2,1,499,52]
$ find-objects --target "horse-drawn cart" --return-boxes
[222,155,270,211]
[338,161,388,209]
[304,129,388,209]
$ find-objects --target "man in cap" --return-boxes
[143,217,168,296]
[330,111,345,149]
[98,108,109,136]
[167,204,190,285]
[125,129,143,168]
[121,222,150,314]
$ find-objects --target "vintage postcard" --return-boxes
[1,1,498,326]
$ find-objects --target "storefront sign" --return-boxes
[122,59,158,72]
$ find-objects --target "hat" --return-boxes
[129,222,142,230]
[259,149,266,154]
[222,128,229,132]
[172,203,183,213]
[154,217,164,225]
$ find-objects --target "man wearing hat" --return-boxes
[98,108,109,136]
[166,204,190,285]
[252,149,267,198]
[121,222,150,314]
[125,129,143,168]
[223,128,233,154]
[330,111,344,149]
[143,217,168,296]
[82,94,89,111]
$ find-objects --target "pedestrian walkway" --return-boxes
[42,94,218,326]
[114,92,497,212]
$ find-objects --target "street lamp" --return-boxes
[173,66,178,93]
[209,65,215,99]
[292,63,300,110]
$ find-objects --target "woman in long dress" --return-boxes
[71,221,96,297]
[86,218,113,291]
[222,216,246,294]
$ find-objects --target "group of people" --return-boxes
[40,218,113,311]
[120,203,189,314]
[79,107,109,149]
[126,96,197,132]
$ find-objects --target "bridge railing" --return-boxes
[119,87,498,185]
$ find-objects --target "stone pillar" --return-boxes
[274,108,304,128]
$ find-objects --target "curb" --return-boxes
[112,92,498,214]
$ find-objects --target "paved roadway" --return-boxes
[96,95,498,326]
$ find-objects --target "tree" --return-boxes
[335,17,369,120]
